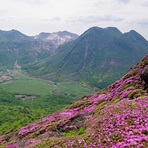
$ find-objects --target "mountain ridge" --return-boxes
[0,29,78,69]
[0,29,32,41]
[26,26,148,89]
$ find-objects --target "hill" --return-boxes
[26,27,148,89]
[1,55,148,147]
[0,29,78,69]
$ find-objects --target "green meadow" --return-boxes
[0,70,95,99]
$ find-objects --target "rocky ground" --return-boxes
[0,70,14,83]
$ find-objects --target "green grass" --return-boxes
[2,78,54,95]
[0,70,95,98]
[57,82,94,97]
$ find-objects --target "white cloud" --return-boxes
[137,19,148,26]
[0,0,148,39]
[68,15,123,24]
[117,0,130,3]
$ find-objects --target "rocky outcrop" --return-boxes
[34,31,79,47]
[141,68,148,84]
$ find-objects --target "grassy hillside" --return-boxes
[26,27,148,89]
[1,55,148,148]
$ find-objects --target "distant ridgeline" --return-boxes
[1,27,148,89]
[25,27,148,89]
[0,29,78,69]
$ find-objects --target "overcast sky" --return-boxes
[0,0,148,39]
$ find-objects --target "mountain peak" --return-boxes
[88,26,103,31]
[104,26,122,34]
[126,30,144,38]
[82,26,122,38]
[10,29,20,32]
[123,30,148,45]
[34,31,78,46]
[83,26,103,35]
[0,29,30,41]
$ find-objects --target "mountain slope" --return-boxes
[26,27,148,88]
[0,40,51,69]
[1,55,148,147]
[0,30,78,69]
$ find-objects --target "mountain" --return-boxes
[0,29,32,42]
[26,27,148,88]
[0,29,78,69]
[1,55,148,147]
[34,31,78,48]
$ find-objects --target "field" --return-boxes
[0,70,95,99]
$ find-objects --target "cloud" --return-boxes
[137,19,148,26]
[0,0,147,39]
[41,17,62,22]
[0,17,6,21]
[117,0,130,3]
[49,17,61,21]
[93,0,130,7]
[69,15,124,24]
[142,1,148,6]
[0,16,15,21]
[18,0,48,6]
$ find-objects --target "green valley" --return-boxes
[0,70,95,98]
[0,70,95,135]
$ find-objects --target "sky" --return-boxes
[0,0,148,39]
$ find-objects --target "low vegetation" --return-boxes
[0,70,94,135]
[1,55,148,147]
[0,87,76,135]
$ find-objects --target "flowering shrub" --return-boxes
[6,143,19,148]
